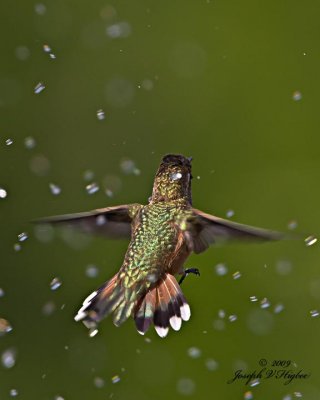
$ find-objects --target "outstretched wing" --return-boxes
[34,204,142,239]
[184,208,286,254]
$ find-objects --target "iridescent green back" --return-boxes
[119,200,190,293]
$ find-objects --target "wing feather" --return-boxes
[33,204,142,239]
[185,208,287,253]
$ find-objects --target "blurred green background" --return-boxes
[0,0,320,399]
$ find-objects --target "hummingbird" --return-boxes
[38,154,286,338]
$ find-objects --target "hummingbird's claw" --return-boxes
[179,268,200,285]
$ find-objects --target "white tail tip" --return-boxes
[170,315,182,331]
[180,303,191,321]
[155,326,169,338]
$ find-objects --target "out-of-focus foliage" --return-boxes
[0,1,320,399]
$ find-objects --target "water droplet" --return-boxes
[34,3,46,15]
[15,46,30,61]
[305,236,317,247]
[232,360,247,373]
[226,209,234,218]
[86,182,100,195]
[244,391,253,400]
[287,220,298,230]
[273,303,285,314]
[96,215,106,226]
[2,348,16,368]
[141,79,154,90]
[29,154,50,176]
[49,53,56,59]
[292,90,302,101]
[43,44,51,53]
[5,138,13,146]
[106,22,131,38]
[83,169,95,181]
[120,158,139,175]
[176,378,195,395]
[146,273,158,283]
[49,183,61,196]
[144,337,151,343]
[275,260,292,275]
[105,189,114,197]
[13,243,21,252]
[260,297,271,309]
[9,389,18,397]
[54,396,64,400]
[89,328,99,338]
[187,347,201,359]
[249,295,258,302]
[228,314,237,322]
[94,377,105,388]
[18,232,28,242]
[283,395,292,400]
[42,301,56,316]
[103,174,122,195]
[293,392,302,398]
[24,136,36,149]
[247,309,274,335]
[215,263,228,276]
[218,309,226,318]
[0,318,12,334]
[0,187,8,199]
[170,172,183,181]
[232,271,241,280]
[212,319,225,330]
[249,378,260,387]
[50,277,62,291]
[34,223,55,243]
[310,309,319,318]
[205,358,219,371]
[0,288,5,297]
[111,375,121,384]
[96,109,106,120]
[105,77,135,107]
[34,82,46,94]
[133,168,141,175]
[85,264,99,278]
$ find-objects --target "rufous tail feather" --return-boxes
[134,273,191,338]
[75,272,191,338]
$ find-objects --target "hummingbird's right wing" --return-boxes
[33,204,142,239]
[184,208,287,254]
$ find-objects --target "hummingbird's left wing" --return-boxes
[184,208,286,254]
[34,204,142,239]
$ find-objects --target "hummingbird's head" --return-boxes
[150,154,193,203]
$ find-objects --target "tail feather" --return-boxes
[134,273,191,338]
[75,272,191,338]
[135,289,156,334]
[167,274,191,321]
[113,297,136,327]
[74,274,123,328]
[154,284,170,337]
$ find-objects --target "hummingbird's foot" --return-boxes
[179,268,200,285]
